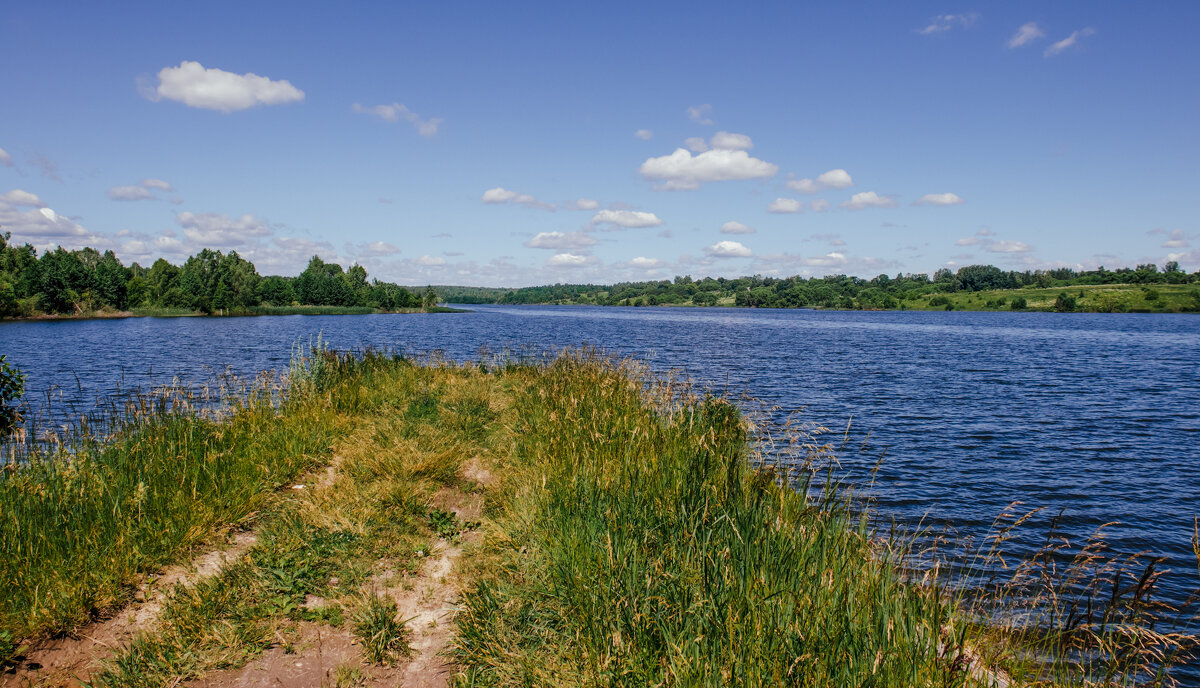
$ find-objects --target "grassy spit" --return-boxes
[0,350,1195,685]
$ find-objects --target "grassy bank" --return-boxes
[1,351,1194,685]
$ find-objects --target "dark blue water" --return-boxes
[3,305,1199,625]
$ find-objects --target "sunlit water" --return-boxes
[3,305,1198,634]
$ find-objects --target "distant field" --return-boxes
[901,283,1200,313]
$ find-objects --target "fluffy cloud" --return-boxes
[709,131,753,151]
[1008,22,1045,48]
[687,104,713,125]
[1045,28,1095,57]
[635,129,653,140]
[767,198,803,214]
[353,102,442,137]
[546,252,593,267]
[525,231,598,250]
[786,168,853,194]
[629,256,665,269]
[1152,228,1189,249]
[913,192,964,206]
[705,240,752,258]
[592,209,663,228]
[720,221,755,235]
[353,241,401,257]
[0,148,11,167]
[568,198,600,210]
[986,240,1033,253]
[143,61,304,113]
[684,137,708,153]
[955,236,982,246]
[0,197,97,250]
[177,211,273,246]
[415,254,446,266]
[841,191,898,210]
[919,13,978,35]
[810,199,831,212]
[640,148,778,190]
[1,189,46,207]
[107,178,176,202]
[480,187,555,210]
[107,185,155,201]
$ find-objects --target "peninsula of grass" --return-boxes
[0,350,1194,685]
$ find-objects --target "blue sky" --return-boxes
[1,2,1197,286]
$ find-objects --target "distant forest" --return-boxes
[3,232,1197,317]
[0,232,427,317]
[467,261,1200,312]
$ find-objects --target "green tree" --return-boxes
[0,354,24,437]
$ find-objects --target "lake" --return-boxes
[3,305,1199,616]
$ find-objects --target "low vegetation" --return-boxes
[0,349,1195,685]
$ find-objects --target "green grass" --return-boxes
[452,351,1196,686]
[2,349,1194,685]
[904,283,1200,313]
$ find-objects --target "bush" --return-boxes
[1054,292,1077,312]
[0,355,24,437]
[1010,297,1027,310]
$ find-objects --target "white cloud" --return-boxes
[177,211,272,246]
[640,148,778,190]
[142,178,173,191]
[143,61,304,113]
[1008,22,1045,48]
[354,241,401,257]
[547,252,592,267]
[415,254,446,266]
[592,209,663,228]
[684,137,709,153]
[705,240,752,258]
[481,187,555,210]
[629,256,665,269]
[913,192,964,206]
[687,104,713,125]
[635,129,653,140]
[0,198,94,248]
[525,231,598,250]
[0,148,11,167]
[987,240,1033,253]
[919,13,978,35]
[352,102,442,136]
[786,168,853,194]
[107,185,155,201]
[767,198,803,214]
[955,237,982,246]
[1158,229,1189,249]
[1045,28,1095,57]
[720,221,755,235]
[810,199,831,212]
[569,198,600,210]
[841,191,898,210]
[481,187,518,204]
[1,189,46,207]
[710,131,753,150]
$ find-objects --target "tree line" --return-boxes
[491,261,1199,310]
[0,233,432,317]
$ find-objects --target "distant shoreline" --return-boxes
[0,305,470,323]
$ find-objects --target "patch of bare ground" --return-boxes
[1,530,258,688]
[187,478,482,688]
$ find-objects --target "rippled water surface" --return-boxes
[3,305,1199,617]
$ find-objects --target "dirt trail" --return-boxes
[190,491,475,688]
[2,531,258,688]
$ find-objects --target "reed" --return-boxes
[452,350,1197,686]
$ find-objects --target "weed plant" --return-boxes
[452,350,1198,686]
